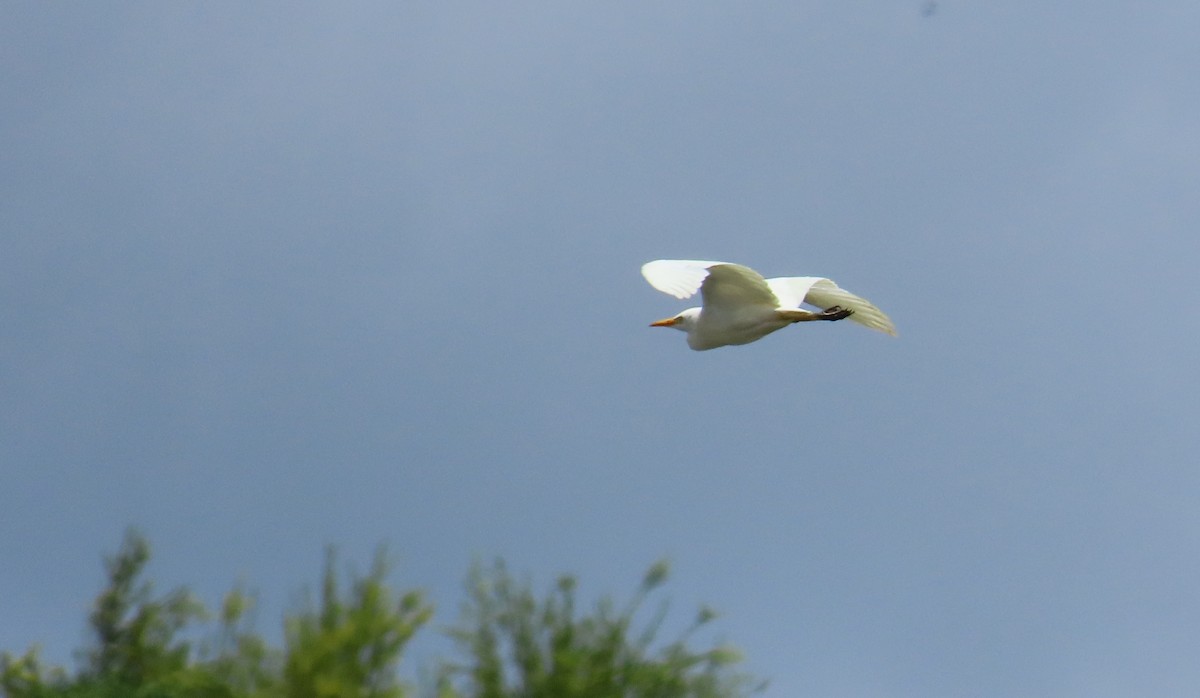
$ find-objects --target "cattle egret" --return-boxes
[642,259,896,350]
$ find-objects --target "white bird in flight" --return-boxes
[642,259,896,350]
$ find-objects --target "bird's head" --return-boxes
[649,307,700,333]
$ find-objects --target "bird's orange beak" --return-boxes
[649,317,679,327]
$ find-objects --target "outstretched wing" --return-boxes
[769,276,897,336]
[642,259,779,312]
[698,263,778,312]
[763,276,823,309]
[640,259,727,299]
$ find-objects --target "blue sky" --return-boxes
[3,3,1199,695]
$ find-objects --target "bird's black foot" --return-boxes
[820,306,854,321]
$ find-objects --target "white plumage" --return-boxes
[642,259,896,350]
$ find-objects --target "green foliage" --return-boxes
[1,647,65,698]
[83,530,205,688]
[1,535,758,698]
[281,548,431,698]
[199,587,276,696]
[438,559,761,698]
[2,530,230,698]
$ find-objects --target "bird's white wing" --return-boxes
[698,263,779,311]
[763,276,823,309]
[642,260,779,310]
[769,276,897,336]
[640,259,728,299]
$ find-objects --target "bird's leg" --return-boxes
[776,306,854,324]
